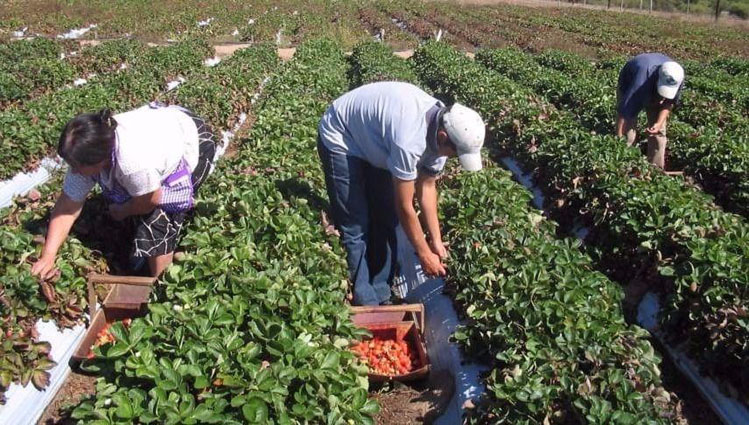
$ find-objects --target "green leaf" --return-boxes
[242,398,269,423]
[106,342,130,358]
[113,393,135,419]
[320,351,340,370]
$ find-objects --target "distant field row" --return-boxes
[1,0,748,60]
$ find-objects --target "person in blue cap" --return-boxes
[616,53,685,169]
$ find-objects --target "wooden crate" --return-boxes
[350,304,430,382]
[72,274,156,362]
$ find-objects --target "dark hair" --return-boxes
[58,109,117,168]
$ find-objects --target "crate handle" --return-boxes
[350,304,425,330]
[86,274,157,319]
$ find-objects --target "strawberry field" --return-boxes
[0,1,748,424]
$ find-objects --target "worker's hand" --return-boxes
[418,250,446,278]
[646,124,662,135]
[430,239,448,261]
[108,203,128,221]
[31,254,58,281]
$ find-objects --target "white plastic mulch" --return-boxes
[12,27,28,37]
[57,24,97,39]
[166,77,186,91]
[0,320,86,425]
[393,226,488,425]
[0,157,65,209]
[197,18,214,27]
[204,57,221,67]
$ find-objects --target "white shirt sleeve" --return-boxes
[387,144,420,181]
[118,169,162,197]
[62,170,96,202]
[418,154,447,177]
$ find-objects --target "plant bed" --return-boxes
[411,41,749,401]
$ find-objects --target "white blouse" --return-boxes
[63,105,199,202]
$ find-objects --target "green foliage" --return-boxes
[170,44,279,128]
[412,40,749,402]
[0,42,278,406]
[347,41,419,88]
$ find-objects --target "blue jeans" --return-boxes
[317,138,398,305]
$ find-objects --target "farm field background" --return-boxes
[0,0,747,424]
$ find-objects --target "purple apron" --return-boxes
[95,148,195,214]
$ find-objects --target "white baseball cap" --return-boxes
[442,103,485,171]
[657,61,684,100]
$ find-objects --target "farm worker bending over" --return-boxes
[31,103,215,282]
[616,53,684,169]
[317,81,485,306]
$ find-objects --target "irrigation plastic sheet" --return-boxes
[393,226,489,424]
[0,157,65,210]
[638,293,749,425]
[0,319,86,425]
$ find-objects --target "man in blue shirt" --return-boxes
[616,53,685,169]
[318,81,485,305]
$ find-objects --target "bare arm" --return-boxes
[109,188,161,221]
[31,193,84,280]
[648,105,672,134]
[616,114,628,137]
[415,173,446,259]
[393,177,445,277]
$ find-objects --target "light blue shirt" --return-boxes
[318,82,447,181]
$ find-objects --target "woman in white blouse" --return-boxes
[31,104,215,283]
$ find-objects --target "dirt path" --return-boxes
[37,371,96,425]
[373,370,455,425]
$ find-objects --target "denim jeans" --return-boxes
[317,138,398,305]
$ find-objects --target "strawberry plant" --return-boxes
[168,44,279,129]
[347,41,419,89]
[0,177,107,403]
[411,40,749,401]
[442,165,679,424]
[711,57,749,77]
[0,39,149,108]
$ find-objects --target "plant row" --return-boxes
[476,47,749,218]
[442,166,679,424]
[411,41,749,400]
[1,0,371,47]
[0,37,72,65]
[0,39,150,108]
[0,43,278,405]
[711,57,749,76]
[70,39,379,424]
[166,44,279,129]
[346,41,419,89]
[347,41,680,423]
[0,38,212,180]
[356,6,418,48]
